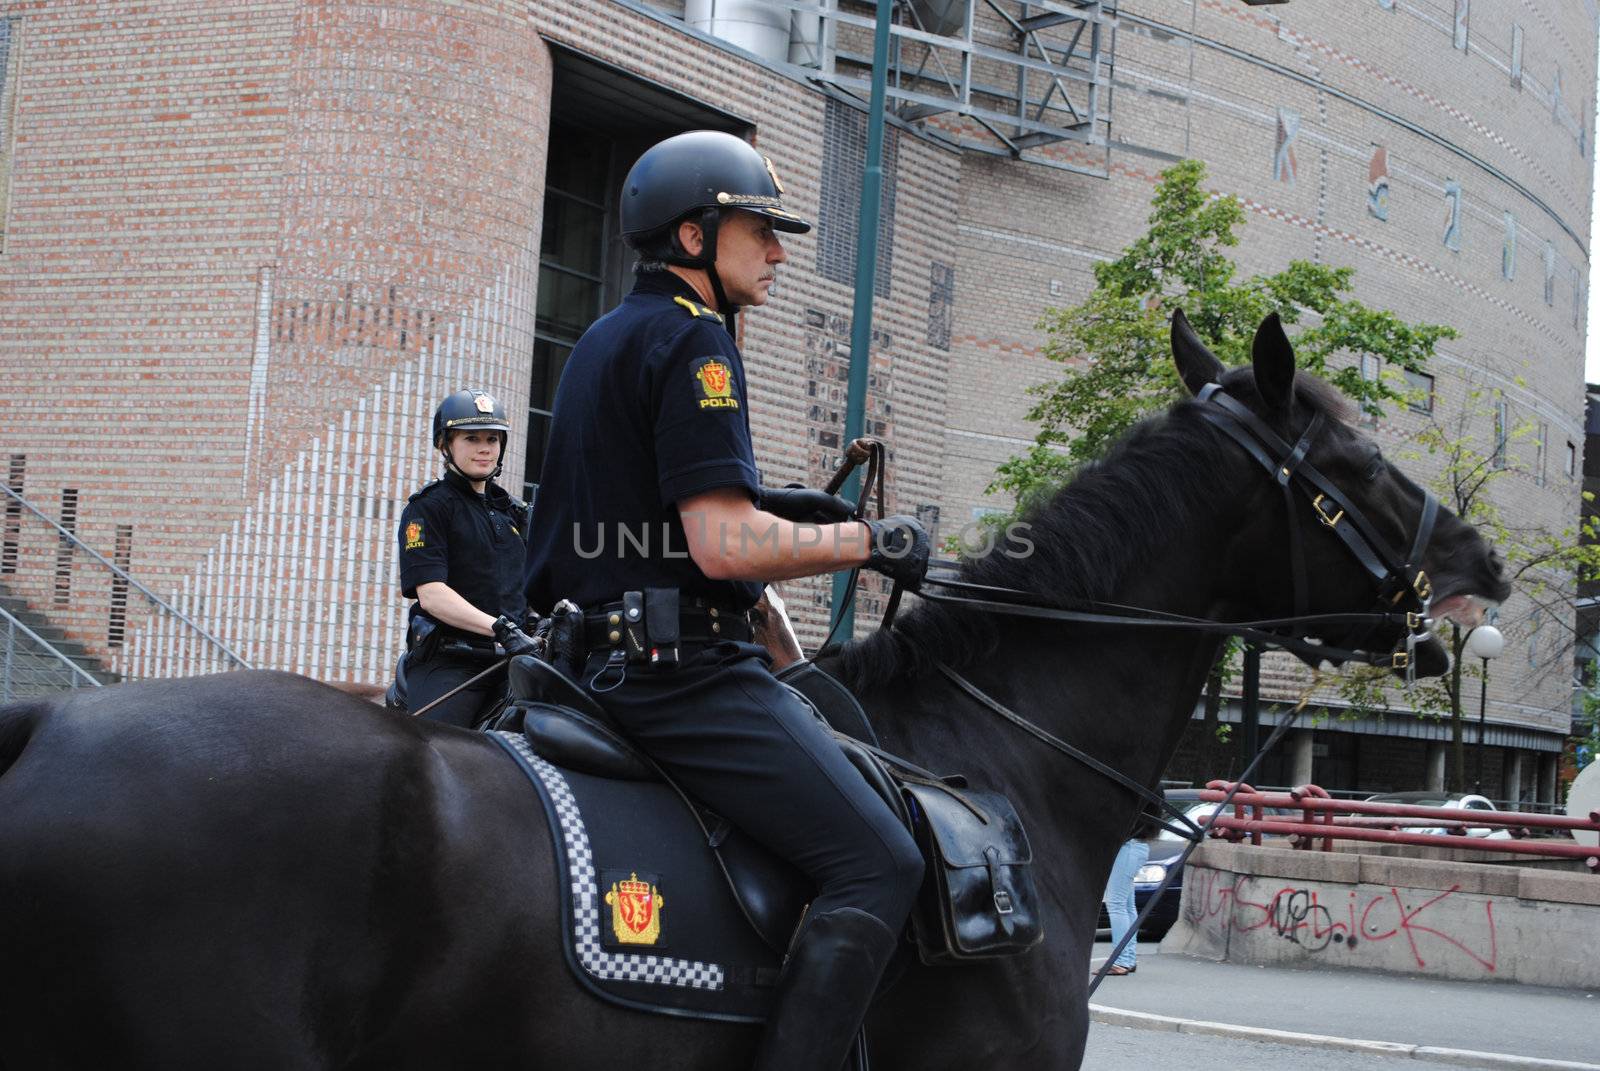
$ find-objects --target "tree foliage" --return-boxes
[992,159,1455,510]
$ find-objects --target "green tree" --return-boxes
[994,159,1456,773]
[993,159,1454,512]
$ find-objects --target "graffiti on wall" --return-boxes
[1184,869,1498,973]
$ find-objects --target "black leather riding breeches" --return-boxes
[579,641,924,933]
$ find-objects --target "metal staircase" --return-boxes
[0,587,108,700]
[0,480,250,697]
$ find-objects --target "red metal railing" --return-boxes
[1195,781,1600,873]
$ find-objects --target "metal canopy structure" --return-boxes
[776,0,1116,175]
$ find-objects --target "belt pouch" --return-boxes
[644,587,679,669]
[620,590,648,664]
[406,616,440,663]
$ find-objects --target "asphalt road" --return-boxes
[1084,1022,1531,1071]
[1088,940,1600,1066]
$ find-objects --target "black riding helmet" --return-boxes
[620,131,812,328]
[432,389,511,480]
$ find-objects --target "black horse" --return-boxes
[0,314,1507,1069]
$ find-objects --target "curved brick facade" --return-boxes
[0,1,1591,798]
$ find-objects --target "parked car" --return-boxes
[1363,790,1511,838]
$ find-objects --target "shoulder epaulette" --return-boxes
[407,479,443,503]
[673,294,725,324]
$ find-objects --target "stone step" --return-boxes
[0,582,120,689]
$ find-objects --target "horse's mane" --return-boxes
[837,369,1351,690]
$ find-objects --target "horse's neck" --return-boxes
[863,493,1238,897]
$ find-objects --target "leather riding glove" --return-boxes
[865,515,931,590]
[492,615,541,659]
[759,484,855,524]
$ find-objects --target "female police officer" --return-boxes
[397,389,538,728]
[523,131,931,1071]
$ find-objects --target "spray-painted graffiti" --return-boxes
[1184,870,1497,972]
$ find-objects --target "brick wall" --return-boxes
[0,0,1591,776]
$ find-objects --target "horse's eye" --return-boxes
[1364,456,1385,482]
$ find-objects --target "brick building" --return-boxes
[0,0,1592,800]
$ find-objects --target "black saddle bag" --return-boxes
[901,780,1043,965]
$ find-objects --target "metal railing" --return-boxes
[1,483,250,671]
[0,602,102,702]
[1195,782,1600,872]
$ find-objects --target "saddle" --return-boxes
[488,655,1041,1021]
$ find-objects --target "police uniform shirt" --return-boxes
[524,270,762,614]
[398,471,526,634]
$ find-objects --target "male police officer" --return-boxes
[397,390,538,727]
[523,131,931,1071]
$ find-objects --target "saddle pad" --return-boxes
[490,731,783,1022]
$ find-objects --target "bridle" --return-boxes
[826,382,1443,830]
[894,382,1439,672]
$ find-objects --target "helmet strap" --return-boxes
[696,207,739,339]
[660,209,740,339]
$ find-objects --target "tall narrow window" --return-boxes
[528,123,614,501]
[54,488,78,607]
[107,525,133,648]
[1,454,22,575]
[1359,355,1380,423]
[819,97,898,296]
[0,19,19,252]
[1491,395,1508,470]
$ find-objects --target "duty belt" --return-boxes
[583,601,753,650]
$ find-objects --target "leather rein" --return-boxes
[824,383,1441,833]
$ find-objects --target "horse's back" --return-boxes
[0,671,565,1067]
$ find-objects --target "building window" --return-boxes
[528,122,614,500]
[0,19,18,252]
[1403,369,1434,413]
[1359,355,1380,423]
[1567,440,1578,478]
[1492,394,1507,470]
[819,97,898,297]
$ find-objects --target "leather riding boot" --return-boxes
[752,907,900,1071]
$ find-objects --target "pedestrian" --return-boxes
[1102,813,1156,975]
[523,129,931,1071]
[396,389,539,728]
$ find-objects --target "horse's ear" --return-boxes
[1251,312,1296,411]
[1170,309,1224,397]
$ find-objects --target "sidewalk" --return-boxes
[1088,943,1600,1068]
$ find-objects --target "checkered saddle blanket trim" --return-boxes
[489,731,727,991]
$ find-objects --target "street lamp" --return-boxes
[1464,624,1504,792]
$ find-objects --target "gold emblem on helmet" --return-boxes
[763,155,785,194]
[474,394,496,413]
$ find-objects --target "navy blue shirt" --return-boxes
[524,271,762,613]
[399,471,527,636]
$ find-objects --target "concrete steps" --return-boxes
[0,582,120,699]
